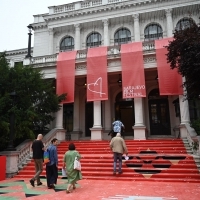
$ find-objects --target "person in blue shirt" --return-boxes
[112,119,125,138]
[46,138,58,189]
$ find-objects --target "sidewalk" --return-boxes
[0,178,200,200]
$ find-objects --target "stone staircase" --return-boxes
[15,139,200,182]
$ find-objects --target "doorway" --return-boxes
[115,92,134,136]
[85,102,93,137]
[148,89,171,135]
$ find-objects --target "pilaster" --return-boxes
[165,9,173,37]
[55,104,64,129]
[133,14,140,41]
[48,28,54,54]
[74,23,81,50]
[102,19,109,46]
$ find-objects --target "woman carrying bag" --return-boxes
[62,143,82,193]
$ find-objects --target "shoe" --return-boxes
[37,182,42,186]
[50,184,55,189]
[118,171,123,174]
[113,171,116,175]
[73,186,76,190]
[66,189,71,193]
[30,179,35,187]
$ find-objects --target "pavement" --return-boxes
[0,178,200,200]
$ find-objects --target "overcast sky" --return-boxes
[0,0,80,52]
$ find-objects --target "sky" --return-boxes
[0,0,80,52]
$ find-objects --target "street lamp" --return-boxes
[25,24,33,58]
[6,91,17,151]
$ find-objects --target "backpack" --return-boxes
[43,150,50,164]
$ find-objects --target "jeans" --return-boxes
[113,152,122,172]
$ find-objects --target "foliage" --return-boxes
[192,141,199,151]
[0,52,66,150]
[166,21,200,99]
[191,118,200,135]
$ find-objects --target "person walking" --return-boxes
[46,138,58,189]
[62,143,82,193]
[112,119,125,138]
[30,134,44,187]
[110,133,128,175]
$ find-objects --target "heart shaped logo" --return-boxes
[87,77,106,97]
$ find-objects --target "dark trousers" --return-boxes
[46,164,58,187]
[113,152,123,172]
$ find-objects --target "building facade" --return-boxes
[6,0,200,140]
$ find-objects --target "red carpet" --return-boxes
[15,139,200,183]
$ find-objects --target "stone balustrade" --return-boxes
[31,41,155,66]
[49,0,150,14]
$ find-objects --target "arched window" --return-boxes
[86,32,102,48]
[176,18,194,31]
[144,24,163,41]
[60,36,74,51]
[114,28,131,45]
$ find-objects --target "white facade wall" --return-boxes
[5,0,200,139]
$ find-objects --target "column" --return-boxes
[133,98,146,140]
[55,104,63,129]
[102,19,109,46]
[71,90,82,140]
[178,77,194,137]
[74,23,81,50]
[133,14,140,42]
[90,101,103,140]
[48,28,54,54]
[165,9,173,37]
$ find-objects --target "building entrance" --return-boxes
[115,92,135,136]
[148,89,171,135]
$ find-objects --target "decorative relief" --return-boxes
[143,57,156,63]
[76,65,86,70]
[108,60,121,67]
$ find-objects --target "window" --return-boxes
[86,32,102,48]
[114,28,131,45]
[176,18,194,31]
[144,24,163,41]
[60,36,74,51]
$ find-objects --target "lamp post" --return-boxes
[25,24,33,58]
[6,91,17,151]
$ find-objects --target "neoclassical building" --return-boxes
[6,0,200,140]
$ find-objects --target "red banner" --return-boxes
[121,42,146,98]
[155,38,183,95]
[56,51,77,103]
[87,47,108,101]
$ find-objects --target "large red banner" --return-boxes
[155,38,183,95]
[56,51,77,103]
[121,42,146,98]
[87,46,108,101]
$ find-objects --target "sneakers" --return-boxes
[37,182,42,186]
[30,179,35,187]
[118,171,123,174]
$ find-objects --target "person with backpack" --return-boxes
[46,138,58,189]
[112,119,125,138]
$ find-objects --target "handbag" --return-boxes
[62,168,67,177]
[74,156,81,171]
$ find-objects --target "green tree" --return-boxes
[0,52,66,150]
[166,21,200,99]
